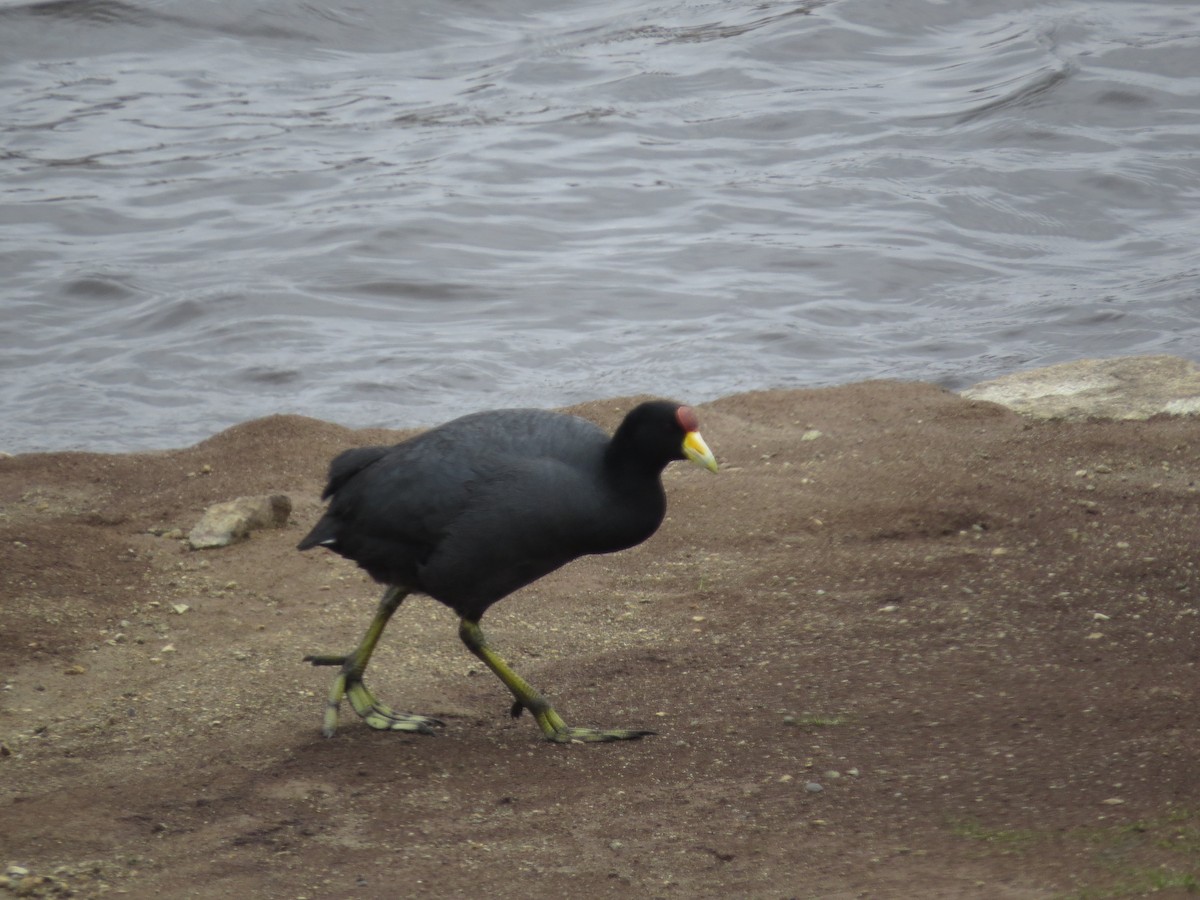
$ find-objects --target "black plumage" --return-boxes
[298,400,717,742]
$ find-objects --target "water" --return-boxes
[1,0,1197,453]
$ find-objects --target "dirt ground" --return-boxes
[1,382,1198,899]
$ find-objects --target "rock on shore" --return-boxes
[960,354,1200,420]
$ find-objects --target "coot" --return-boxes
[298,400,718,742]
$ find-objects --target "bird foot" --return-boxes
[528,702,653,743]
[304,654,443,738]
[543,725,656,744]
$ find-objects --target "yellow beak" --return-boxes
[682,431,718,473]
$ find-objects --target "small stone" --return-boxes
[19,876,48,894]
[778,774,793,783]
[64,665,86,676]
[1102,797,1125,806]
[172,603,190,615]
[800,429,823,441]
[805,782,824,793]
[1086,632,1104,640]
[1092,612,1110,621]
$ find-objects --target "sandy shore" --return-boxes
[2,374,1198,898]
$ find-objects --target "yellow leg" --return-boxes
[458,618,652,744]
[304,586,443,738]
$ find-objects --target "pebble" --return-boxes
[805,782,824,793]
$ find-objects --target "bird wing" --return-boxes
[414,454,604,613]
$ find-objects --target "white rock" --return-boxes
[961,355,1200,421]
[188,494,292,550]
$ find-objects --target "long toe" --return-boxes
[546,726,655,744]
[304,653,349,667]
[345,678,443,735]
[364,710,444,735]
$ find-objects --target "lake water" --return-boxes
[2,0,1197,453]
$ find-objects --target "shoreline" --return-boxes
[3,354,1199,464]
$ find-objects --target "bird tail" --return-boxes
[299,445,392,551]
[297,516,338,551]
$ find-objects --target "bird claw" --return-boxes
[308,655,443,738]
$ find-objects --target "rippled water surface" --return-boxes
[2,0,1198,451]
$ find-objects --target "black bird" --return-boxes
[298,400,718,742]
